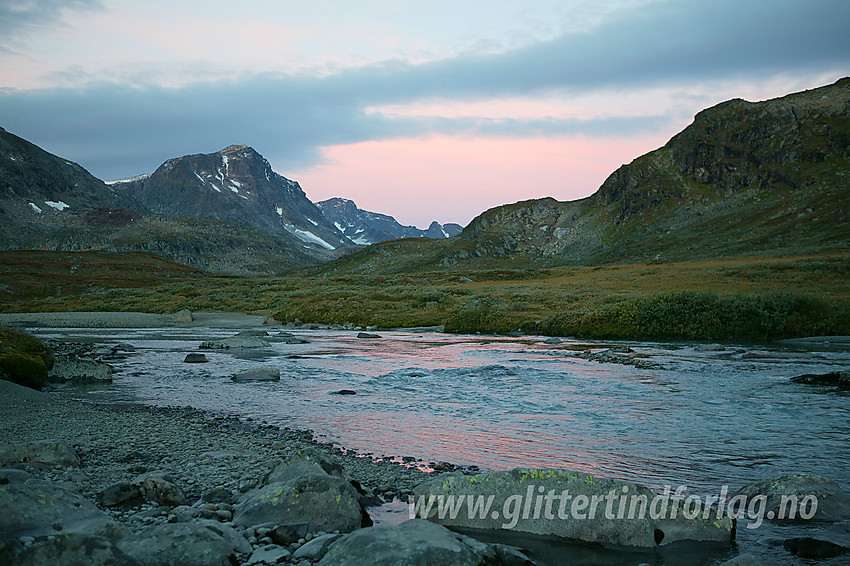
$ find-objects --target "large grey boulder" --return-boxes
[0,440,81,467]
[0,469,124,539]
[231,367,280,383]
[414,469,735,549]
[16,534,139,566]
[317,519,506,566]
[265,447,344,485]
[735,473,850,522]
[48,359,112,382]
[117,523,238,566]
[233,474,369,533]
[200,336,270,349]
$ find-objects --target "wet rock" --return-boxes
[265,447,344,485]
[0,440,81,467]
[172,309,193,323]
[194,519,252,554]
[790,371,850,389]
[414,468,735,549]
[48,359,113,382]
[236,330,270,337]
[16,534,139,566]
[357,332,381,339]
[131,472,187,507]
[331,389,357,395]
[99,483,142,507]
[246,544,291,564]
[292,533,343,561]
[694,343,726,351]
[117,522,238,566]
[735,473,850,521]
[269,522,309,545]
[783,536,847,558]
[183,353,208,363]
[280,336,310,344]
[317,519,505,565]
[543,337,562,345]
[200,336,270,349]
[232,367,280,383]
[0,469,123,539]
[233,474,370,533]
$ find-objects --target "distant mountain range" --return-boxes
[319,77,850,275]
[0,133,463,274]
[316,197,462,245]
[3,77,847,276]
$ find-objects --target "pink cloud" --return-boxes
[292,134,671,228]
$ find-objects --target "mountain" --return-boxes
[315,197,463,245]
[315,77,850,275]
[114,146,354,261]
[0,128,315,275]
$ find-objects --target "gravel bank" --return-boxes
[0,379,441,564]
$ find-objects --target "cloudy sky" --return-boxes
[1,0,848,226]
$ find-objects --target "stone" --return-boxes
[265,447,345,485]
[269,522,309,545]
[783,537,847,558]
[317,519,503,565]
[718,554,763,566]
[236,330,270,337]
[183,353,208,363]
[131,472,188,507]
[199,336,270,349]
[16,534,139,566]
[48,359,112,382]
[233,474,370,533]
[790,371,850,389]
[331,389,357,395]
[357,332,380,339]
[99,483,142,507]
[194,519,252,555]
[734,473,850,521]
[172,309,193,323]
[117,523,237,566]
[246,544,291,565]
[232,367,280,383]
[0,469,123,539]
[414,468,735,549]
[292,533,342,561]
[0,440,81,467]
[543,337,561,344]
[694,343,726,352]
[458,276,473,283]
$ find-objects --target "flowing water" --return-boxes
[33,327,850,565]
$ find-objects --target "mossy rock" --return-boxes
[0,353,48,390]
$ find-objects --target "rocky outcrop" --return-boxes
[0,441,81,467]
[734,473,850,522]
[414,468,735,549]
[791,371,850,389]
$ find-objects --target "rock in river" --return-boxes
[231,367,280,383]
[414,468,735,549]
[735,473,850,522]
[199,336,270,349]
[183,353,208,363]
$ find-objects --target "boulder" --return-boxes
[233,474,370,533]
[183,353,208,363]
[236,329,270,337]
[172,309,193,323]
[0,440,81,467]
[117,523,238,566]
[231,367,280,383]
[265,447,344,485]
[269,522,309,545]
[246,544,291,564]
[0,469,123,539]
[783,536,847,558]
[357,332,380,339]
[790,371,850,389]
[199,336,270,349]
[718,553,763,565]
[694,344,726,352]
[331,389,357,395]
[193,520,252,555]
[413,469,735,549]
[99,483,142,507]
[291,533,342,561]
[734,473,850,521]
[543,337,561,345]
[16,534,139,566]
[48,359,112,382]
[131,472,187,507]
[317,519,505,566]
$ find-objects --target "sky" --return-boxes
[1,0,848,227]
